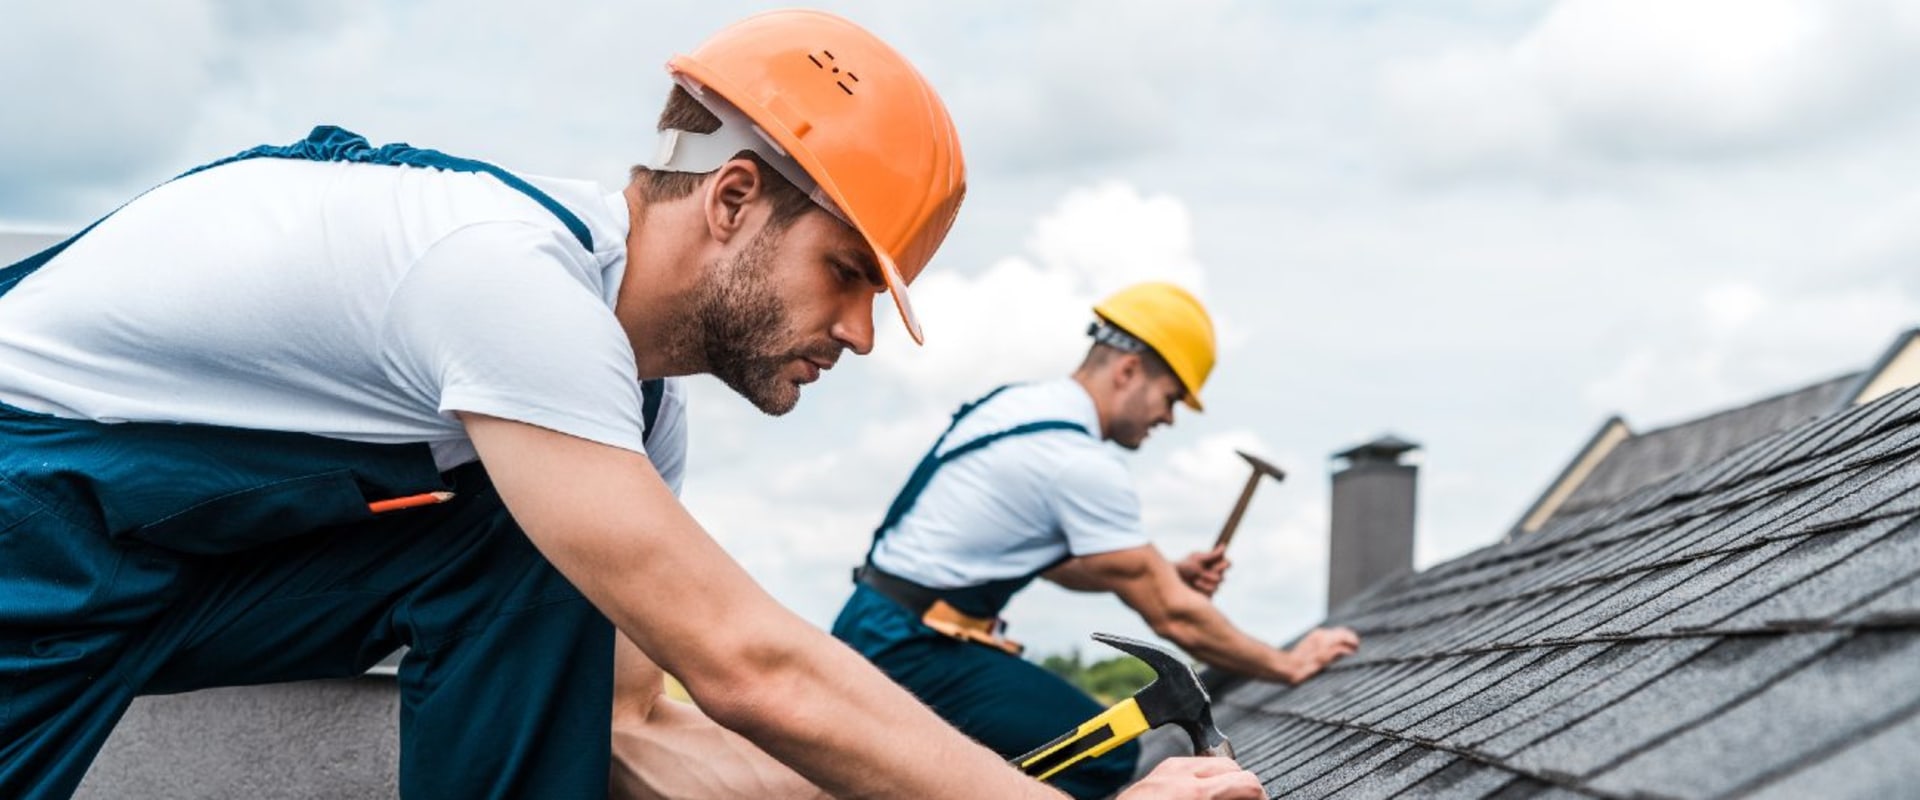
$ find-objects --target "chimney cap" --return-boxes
[1333,433,1422,465]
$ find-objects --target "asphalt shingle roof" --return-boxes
[1210,383,1920,799]
[1551,373,1861,522]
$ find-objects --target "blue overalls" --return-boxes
[0,127,660,799]
[829,386,1141,800]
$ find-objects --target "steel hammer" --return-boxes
[1013,633,1233,782]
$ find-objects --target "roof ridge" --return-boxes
[1631,370,1861,438]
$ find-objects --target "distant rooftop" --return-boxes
[1513,329,1920,537]
[1208,383,1920,798]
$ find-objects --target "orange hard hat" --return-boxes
[654,9,966,344]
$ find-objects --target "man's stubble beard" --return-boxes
[691,226,814,416]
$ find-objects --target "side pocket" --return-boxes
[0,479,104,731]
[130,469,374,554]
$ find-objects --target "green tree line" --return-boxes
[1038,649,1159,705]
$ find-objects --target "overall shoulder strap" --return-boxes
[3,126,597,301]
[864,384,1089,562]
[641,378,666,447]
[198,126,595,252]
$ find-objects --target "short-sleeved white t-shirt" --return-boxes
[868,378,1149,588]
[0,155,687,491]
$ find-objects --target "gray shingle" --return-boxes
[1530,563,1693,642]
[1381,650,1551,736]
[1351,656,1479,727]
[1259,721,1367,778]
[1265,729,1373,795]
[1470,638,1718,759]
[1839,570,1920,626]
[1664,470,1852,561]
[1746,704,1920,800]
[1585,544,1792,637]
[1834,417,1920,470]
[1325,746,1456,800]
[1402,644,1612,747]
[1649,521,1903,634]
[1286,736,1412,799]
[1393,758,1524,799]
[1503,632,1844,780]
[1767,456,1920,536]
[1588,631,1920,798]
[1296,661,1430,720]
[1722,515,1920,628]
[1480,585,1611,649]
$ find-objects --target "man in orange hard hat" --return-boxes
[0,10,1264,800]
[833,282,1362,798]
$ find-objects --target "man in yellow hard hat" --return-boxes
[0,10,1264,800]
[833,281,1362,799]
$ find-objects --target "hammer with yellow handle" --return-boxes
[1013,632,1234,781]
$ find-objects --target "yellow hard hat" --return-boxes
[1092,282,1216,411]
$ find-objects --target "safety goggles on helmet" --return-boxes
[1088,319,1151,355]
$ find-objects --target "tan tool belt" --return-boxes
[919,599,1024,656]
[855,565,1024,656]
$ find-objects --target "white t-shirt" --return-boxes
[0,156,687,491]
[869,378,1149,588]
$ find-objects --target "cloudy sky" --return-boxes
[5,0,1919,658]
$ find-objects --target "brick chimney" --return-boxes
[1328,434,1420,610]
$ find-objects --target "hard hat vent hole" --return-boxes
[806,50,860,96]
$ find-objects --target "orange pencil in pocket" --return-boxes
[367,491,456,514]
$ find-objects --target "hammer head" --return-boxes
[1093,632,1233,758]
[1235,450,1286,483]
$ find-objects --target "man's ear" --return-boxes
[703,158,765,245]
[1112,352,1143,389]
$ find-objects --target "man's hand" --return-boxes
[1281,627,1360,683]
[1174,545,1232,596]
[1116,758,1266,799]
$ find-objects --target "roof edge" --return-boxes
[1507,415,1632,540]
[1845,327,1920,407]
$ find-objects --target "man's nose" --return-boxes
[833,298,875,355]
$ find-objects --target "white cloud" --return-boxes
[0,1,220,211]
[1380,0,1920,177]
[935,0,1280,171]
[868,181,1214,406]
[1701,282,1769,334]
[1840,190,1920,295]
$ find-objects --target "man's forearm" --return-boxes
[1159,601,1303,683]
[688,620,1070,800]
[612,695,831,800]
[611,634,829,800]
[467,416,1065,799]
